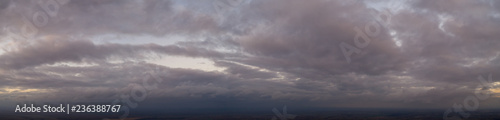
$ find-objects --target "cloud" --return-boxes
[0,0,9,10]
[1,0,500,112]
[0,0,219,37]
[0,36,234,70]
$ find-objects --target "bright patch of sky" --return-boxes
[364,0,408,48]
[0,87,47,94]
[438,14,457,37]
[45,62,98,67]
[90,34,189,46]
[364,0,409,12]
[147,55,226,72]
[88,33,228,72]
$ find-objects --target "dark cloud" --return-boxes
[0,0,9,10]
[0,37,233,70]
[0,0,219,37]
[1,0,500,113]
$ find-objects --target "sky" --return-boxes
[0,0,500,117]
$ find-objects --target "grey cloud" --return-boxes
[214,61,278,80]
[1,0,500,111]
[1,0,220,37]
[221,0,406,79]
[0,0,9,10]
[208,0,500,107]
[387,1,500,84]
[0,62,323,106]
[0,37,232,70]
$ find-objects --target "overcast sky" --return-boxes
[0,0,500,114]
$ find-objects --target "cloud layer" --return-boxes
[0,0,500,113]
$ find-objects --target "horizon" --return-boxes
[0,0,500,119]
